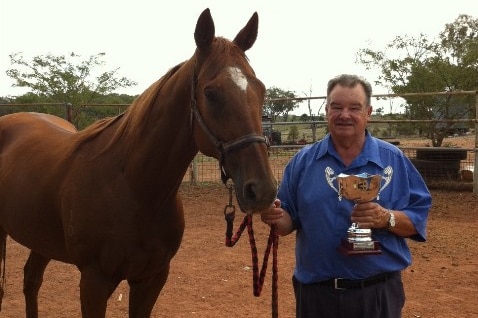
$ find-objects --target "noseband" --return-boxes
[191,99,269,184]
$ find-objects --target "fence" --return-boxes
[0,103,129,129]
[187,145,475,190]
[1,90,477,193]
[187,89,477,192]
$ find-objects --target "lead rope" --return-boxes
[224,183,279,318]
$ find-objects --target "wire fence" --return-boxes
[0,97,476,192]
[186,145,475,191]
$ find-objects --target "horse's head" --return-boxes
[191,9,277,212]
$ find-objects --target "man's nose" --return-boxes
[338,108,353,117]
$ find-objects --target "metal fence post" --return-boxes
[65,103,72,122]
[190,156,198,185]
[474,92,478,194]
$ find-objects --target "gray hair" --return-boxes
[326,74,372,106]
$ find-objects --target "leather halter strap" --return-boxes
[191,99,269,184]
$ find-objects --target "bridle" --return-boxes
[189,75,279,318]
[190,98,270,184]
[184,53,270,183]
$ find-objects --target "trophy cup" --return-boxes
[337,172,383,256]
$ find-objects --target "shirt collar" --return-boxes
[316,130,384,169]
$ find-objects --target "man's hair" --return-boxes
[326,74,372,106]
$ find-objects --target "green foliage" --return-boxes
[374,107,384,116]
[72,93,135,129]
[299,113,309,121]
[264,87,300,122]
[287,125,300,142]
[0,92,62,118]
[1,92,137,130]
[6,52,137,127]
[356,14,477,146]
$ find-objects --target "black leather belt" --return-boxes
[317,271,398,290]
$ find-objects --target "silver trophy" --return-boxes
[337,172,383,256]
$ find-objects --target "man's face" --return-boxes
[325,84,372,140]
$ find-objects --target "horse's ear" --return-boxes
[194,8,215,50]
[233,12,258,52]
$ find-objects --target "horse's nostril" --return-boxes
[242,179,278,210]
[244,181,258,202]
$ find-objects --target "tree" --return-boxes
[302,84,315,120]
[287,125,300,143]
[356,14,478,146]
[264,87,300,122]
[373,107,384,116]
[6,52,137,126]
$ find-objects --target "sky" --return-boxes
[1,0,477,115]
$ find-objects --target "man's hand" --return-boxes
[260,199,294,236]
[351,202,389,229]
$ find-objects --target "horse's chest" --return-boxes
[63,185,185,279]
[97,213,185,280]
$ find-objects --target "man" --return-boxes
[261,74,431,318]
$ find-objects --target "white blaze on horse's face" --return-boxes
[228,66,248,91]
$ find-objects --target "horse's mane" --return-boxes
[71,62,187,154]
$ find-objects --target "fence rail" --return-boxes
[187,146,475,191]
[0,98,476,193]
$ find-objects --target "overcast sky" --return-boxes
[1,0,476,114]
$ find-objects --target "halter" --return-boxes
[190,99,270,184]
[189,74,278,318]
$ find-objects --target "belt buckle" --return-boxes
[334,278,346,290]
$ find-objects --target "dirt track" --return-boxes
[1,184,476,318]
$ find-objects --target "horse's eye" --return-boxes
[204,87,221,104]
[204,88,217,101]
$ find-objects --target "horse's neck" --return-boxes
[86,62,199,203]
[133,69,199,200]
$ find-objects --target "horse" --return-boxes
[0,8,277,317]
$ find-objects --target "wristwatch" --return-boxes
[387,211,396,229]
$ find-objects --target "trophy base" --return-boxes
[338,240,382,256]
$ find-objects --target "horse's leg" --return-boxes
[79,263,119,318]
[23,251,50,318]
[128,266,169,318]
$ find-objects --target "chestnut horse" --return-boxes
[0,9,277,317]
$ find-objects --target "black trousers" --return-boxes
[292,272,405,318]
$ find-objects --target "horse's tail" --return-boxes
[0,229,6,311]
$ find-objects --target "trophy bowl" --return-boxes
[337,173,382,256]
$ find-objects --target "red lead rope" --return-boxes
[224,206,279,318]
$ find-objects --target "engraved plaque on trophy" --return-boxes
[337,173,383,256]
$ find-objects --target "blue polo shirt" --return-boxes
[278,132,431,284]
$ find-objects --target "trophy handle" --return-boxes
[378,166,393,199]
[325,167,339,195]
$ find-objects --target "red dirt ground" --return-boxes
[0,134,476,317]
[0,184,476,318]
